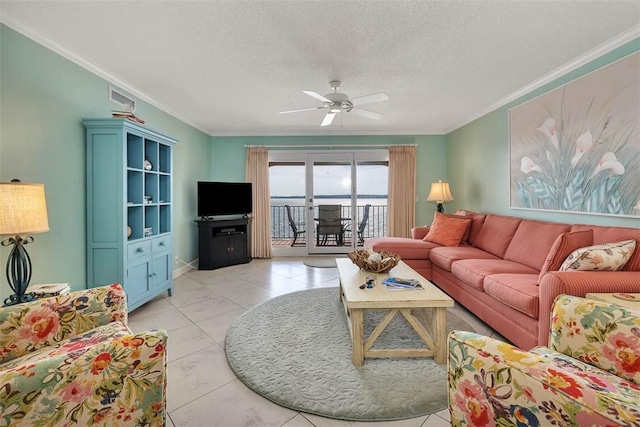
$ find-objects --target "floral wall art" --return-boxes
[509,51,640,218]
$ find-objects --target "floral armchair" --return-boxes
[448,295,640,426]
[0,284,168,426]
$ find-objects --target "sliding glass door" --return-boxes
[306,153,357,254]
[269,149,388,255]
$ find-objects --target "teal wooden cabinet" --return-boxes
[84,118,177,311]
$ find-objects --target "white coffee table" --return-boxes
[336,258,454,366]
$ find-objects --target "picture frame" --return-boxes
[509,51,640,218]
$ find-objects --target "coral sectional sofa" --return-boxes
[366,212,640,350]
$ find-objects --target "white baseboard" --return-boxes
[173,259,198,278]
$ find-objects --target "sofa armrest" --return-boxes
[537,271,640,347]
[0,284,126,364]
[448,330,624,426]
[411,226,430,240]
[0,329,167,426]
[549,294,640,385]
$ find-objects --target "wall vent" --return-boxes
[109,87,136,111]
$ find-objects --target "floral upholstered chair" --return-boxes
[448,295,640,426]
[0,284,168,426]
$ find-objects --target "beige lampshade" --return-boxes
[426,180,454,203]
[0,182,50,236]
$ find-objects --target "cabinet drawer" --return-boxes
[127,240,152,260]
[151,235,171,253]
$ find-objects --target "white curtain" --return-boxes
[245,147,272,258]
[387,145,416,237]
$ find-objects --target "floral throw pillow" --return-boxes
[559,239,636,272]
[538,230,593,279]
[423,211,471,247]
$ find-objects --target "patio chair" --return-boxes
[285,204,306,246]
[316,204,344,246]
[344,204,371,245]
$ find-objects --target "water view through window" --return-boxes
[269,162,389,245]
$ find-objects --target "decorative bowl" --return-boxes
[347,249,400,273]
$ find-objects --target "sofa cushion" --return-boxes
[538,230,594,279]
[444,212,472,242]
[483,274,540,318]
[411,226,430,240]
[531,347,640,425]
[472,215,522,257]
[423,212,472,247]
[0,321,132,370]
[560,239,636,272]
[572,224,640,271]
[450,259,539,291]
[532,347,640,410]
[414,210,481,243]
[466,214,486,246]
[430,246,500,271]
[504,220,570,271]
[367,237,438,260]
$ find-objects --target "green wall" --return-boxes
[2,22,635,303]
[447,38,640,228]
[212,135,448,225]
[0,25,212,298]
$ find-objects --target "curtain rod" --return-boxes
[244,144,417,148]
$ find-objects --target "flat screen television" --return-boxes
[197,181,253,218]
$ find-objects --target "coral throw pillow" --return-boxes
[423,212,471,247]
[538,230,593,280]
[559,239,636,272]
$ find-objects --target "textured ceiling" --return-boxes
[1,1,639,136]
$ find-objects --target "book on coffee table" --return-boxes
[382,277,424,291]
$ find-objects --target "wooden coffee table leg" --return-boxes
[434,307,447,364]
[351,308,364,366]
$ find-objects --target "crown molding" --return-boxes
[444,25,640,134]
[209,129,447,137]
[2,13,637,139]
[0,14,210,136]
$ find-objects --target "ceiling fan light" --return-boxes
[329,106,341,113]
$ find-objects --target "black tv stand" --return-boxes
[196,218,251,270]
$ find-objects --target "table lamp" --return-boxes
[0,180,49,306]
[426,180,454,213]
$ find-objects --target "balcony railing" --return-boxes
[271,204,387,245]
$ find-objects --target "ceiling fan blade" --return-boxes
[303,90,332,103]
[350,107,383,120]
[349,92,390,106]
[279,107,324,114]
[321,111,337,127]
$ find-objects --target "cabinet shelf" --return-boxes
[85,118,177,312]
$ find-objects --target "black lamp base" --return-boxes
[436,203,444,213]
[2,235,36,306]
[3,292,36,306]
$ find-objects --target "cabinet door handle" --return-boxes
[148,274,153,278]
[159,242,165,247]
[137,248,144,253]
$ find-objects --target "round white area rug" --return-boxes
[303,257,338,268]
[225,287,474,421]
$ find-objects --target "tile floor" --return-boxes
[128,257,505,427]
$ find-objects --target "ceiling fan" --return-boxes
[279,81,390,126]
